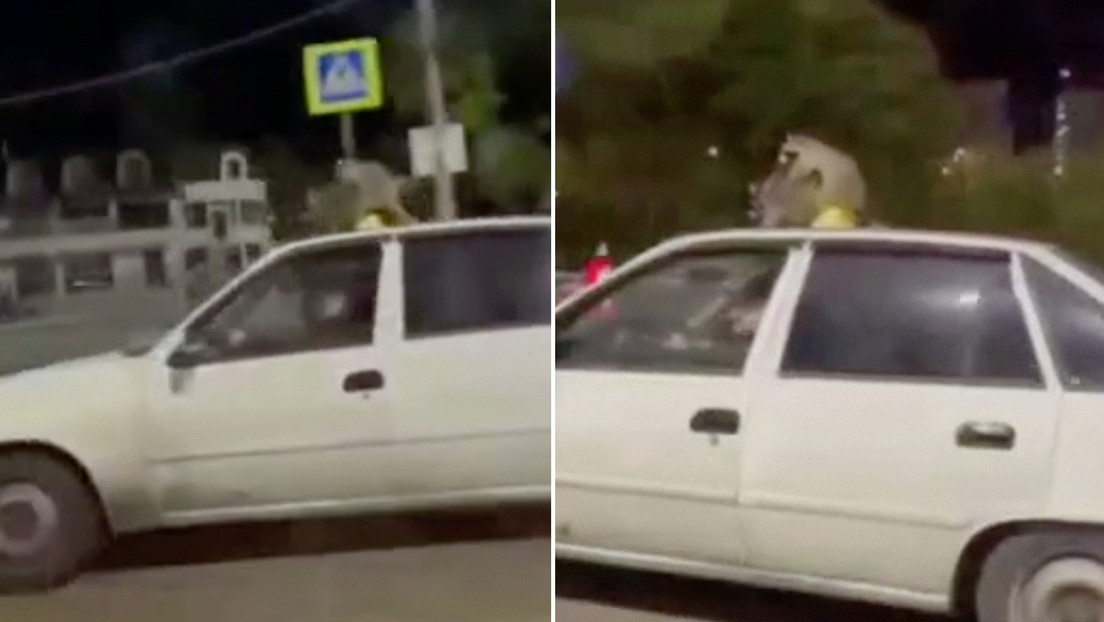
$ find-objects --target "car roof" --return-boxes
[659,227,1055,256]
[268,215,549,260]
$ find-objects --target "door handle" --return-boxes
[690,408,740,435]
[956,421,1015,450]
[343,370,385,393]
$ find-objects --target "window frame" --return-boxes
[142,247,169,288]
[398,223,551,340]
[167,238,386,366]
[771,241,1052,389]
[61,251,115,294]
[1018,249,1104,393]
[555,239,803,376]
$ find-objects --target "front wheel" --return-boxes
[976,531,1104,622]
[0,452,106,592]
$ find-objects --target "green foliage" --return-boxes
[557,0,963,260]
[558,0,729,69]
[382,3,548,214]
[474,127,551,209]
[383,8,504,130]
[936,149,1104,267]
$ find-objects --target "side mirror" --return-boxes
[167,327,246,369]
[166,333,216,369]
[166,346,203,369]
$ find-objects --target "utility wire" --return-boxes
[0,0,368,108]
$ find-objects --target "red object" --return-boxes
[584,242,613,286]
[582,242,616,319]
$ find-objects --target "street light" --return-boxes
[1054,66,1072,178]
[415,0,457,220]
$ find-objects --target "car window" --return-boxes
[556,249,788,375]
[1053,248,1104,290]
[1022,255,1104,391]
[782,248,1041,385]
[181,242,382,362]
[402,227,550,337]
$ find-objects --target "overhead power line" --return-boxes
[0,0,369,109]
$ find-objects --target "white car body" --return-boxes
[555,227,1104,615]
[0,217,550,534]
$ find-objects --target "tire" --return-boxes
[0,451,105,593]
[976,530,1104,622]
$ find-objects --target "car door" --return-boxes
[141,237,402,521]
[385,223,551,500]
[741,242,1061,596]
[556,242,800,566]
[1019,252,1104,519]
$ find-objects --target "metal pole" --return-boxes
[416,0,457,220]
[339,113,356,160]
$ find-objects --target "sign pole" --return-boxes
[302,37,383,182]
[339,113,356,160]
[416,0,457,220]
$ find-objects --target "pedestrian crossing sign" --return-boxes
[302,38,384,116]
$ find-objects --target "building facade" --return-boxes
[0,148,272,331]
[0,149,272,315]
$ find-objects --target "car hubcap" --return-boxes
[1017,558,1104,622]
[0,484,58,558]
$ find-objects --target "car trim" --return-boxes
[159,485,551,528]
[1010,252,1063,392]
[558,478,969,530]
[556,543,951,614]
[739,491,970,530]
[154,426,551,463]
[557,476,737,506]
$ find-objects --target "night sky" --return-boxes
[6,0,1100,164]
[881,0,1104,151]
[0,0,549,166]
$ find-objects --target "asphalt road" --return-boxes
[556,561,948,622]
[0,505,551,622]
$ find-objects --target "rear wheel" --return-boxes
[0,451,105,592]
[976,531,1104,622]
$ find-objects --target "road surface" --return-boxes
[556,561,946,622]
[0,506,550,622]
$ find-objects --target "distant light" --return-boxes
[707,145,720,158]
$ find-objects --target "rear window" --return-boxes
[402,227,551,337]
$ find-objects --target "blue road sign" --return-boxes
[303,38,383,116]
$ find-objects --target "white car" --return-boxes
[0,217,550,591]
[556,228,1104,622]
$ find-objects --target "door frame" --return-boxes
[736,241,1065,594]
[138,235,404,520]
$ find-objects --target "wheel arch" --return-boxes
[0,440,116,537]
[952,519,1104,616]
